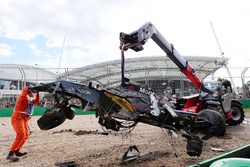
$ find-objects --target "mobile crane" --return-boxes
[119,22,244,125]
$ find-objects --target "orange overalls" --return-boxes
[10,86,39,152]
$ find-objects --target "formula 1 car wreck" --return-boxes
[33,80,224,157]
[32,22,226,157]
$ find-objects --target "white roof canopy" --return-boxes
[0,64,57,83]
[60,56,227,87]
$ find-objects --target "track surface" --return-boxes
[0,113,250,167]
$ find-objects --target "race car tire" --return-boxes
[198,109,226,139]
[37,107,66,130]
[64,107,75,120]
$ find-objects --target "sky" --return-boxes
[0,0,250,87]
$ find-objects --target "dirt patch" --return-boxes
[52,129,109,136]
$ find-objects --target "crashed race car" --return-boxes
[31,22,226,157]
[32,80,225,157]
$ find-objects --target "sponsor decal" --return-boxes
[139,87,153,95]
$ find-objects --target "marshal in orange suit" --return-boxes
[6,86,40,161]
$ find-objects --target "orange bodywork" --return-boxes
[10,86,39,152]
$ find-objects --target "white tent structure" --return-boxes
[0,64,57,84]
[0,64,57,103]
[60,56,227,87]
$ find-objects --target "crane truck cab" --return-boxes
[202,79,245,125]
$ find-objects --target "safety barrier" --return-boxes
[189,144,250,167]
[0,107,95,117]
[239,99,250,109]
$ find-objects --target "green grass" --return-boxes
[245,108,250,112]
